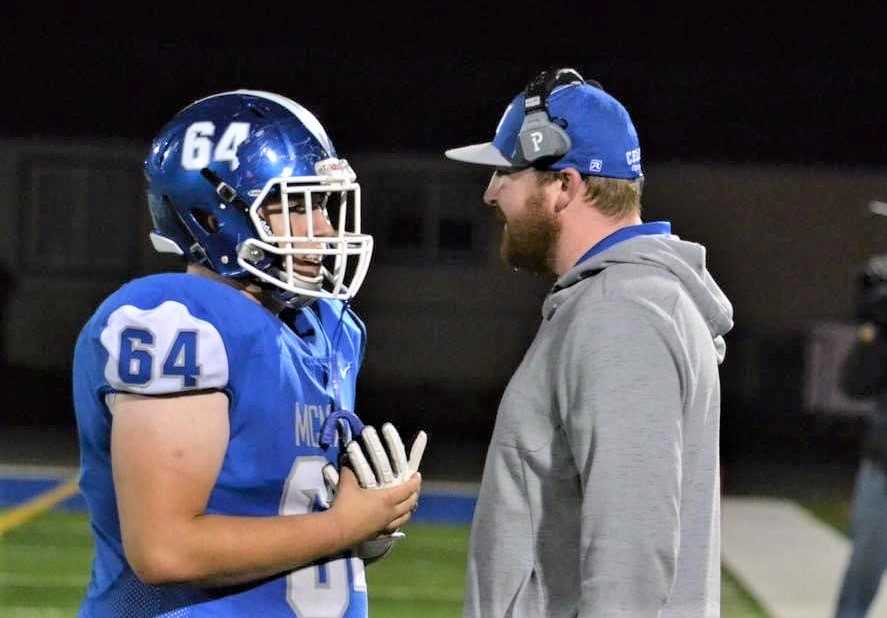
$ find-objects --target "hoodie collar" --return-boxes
[543,233,734,360]
[575,221,672,267]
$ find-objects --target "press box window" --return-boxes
[21,156,141,275]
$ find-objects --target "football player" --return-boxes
[73,90,424,617]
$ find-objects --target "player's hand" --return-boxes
[322,461,417,562]
[347,423,427,489]
[321,422,426,497]
[327,466,421,547]
[322,422,426,558]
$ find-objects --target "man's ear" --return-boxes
[554,168,585,213]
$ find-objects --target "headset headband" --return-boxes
[524,68,586,116]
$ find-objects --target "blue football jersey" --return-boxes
[73,272,369,618]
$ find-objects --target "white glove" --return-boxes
[322,422,427,562]
[348,423,427,488]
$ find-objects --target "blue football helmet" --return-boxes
[145,90,374,304]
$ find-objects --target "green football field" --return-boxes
[0,510,769,617]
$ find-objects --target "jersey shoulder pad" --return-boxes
[95,274,232,395]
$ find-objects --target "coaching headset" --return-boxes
[516,67,604,167]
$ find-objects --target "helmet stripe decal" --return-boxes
[187,90,336,156]
[237,90,335,155]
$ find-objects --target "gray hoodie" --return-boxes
[463,234,734,618]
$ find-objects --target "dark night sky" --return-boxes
[3,4,887,166]
[2,5,885,448]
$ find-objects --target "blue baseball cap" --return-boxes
[445,81,643,179]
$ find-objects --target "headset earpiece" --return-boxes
[516,68,587,167]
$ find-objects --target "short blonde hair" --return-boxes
[536,170,643,219]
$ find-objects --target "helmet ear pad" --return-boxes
[176,194,271,275]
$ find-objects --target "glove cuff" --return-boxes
[357,531,405,563]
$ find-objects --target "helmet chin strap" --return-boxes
[251,277,315,312]
[261,265,321,310]
[237,243,325,309]
[267,287,315,311]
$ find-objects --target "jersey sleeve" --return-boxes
[99,300,229,395]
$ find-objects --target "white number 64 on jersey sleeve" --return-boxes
[100,301,229,395]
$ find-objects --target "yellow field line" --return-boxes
[0,476,81,537]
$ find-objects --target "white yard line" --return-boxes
[723,496,887,618]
